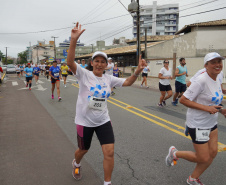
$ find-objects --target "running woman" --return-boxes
[45,64,50,80]
[172,57,188,106]
[141,61,150,88]
[20,64,24,76]
[16,64,21,79]
[67,22,146,185]
[158,60,172,107]
[49,61,62,101]
[166,52,226,185]
[33,64,41,84]
[113,63,119,77]
[24,63,33,90]
[61,62,69,87]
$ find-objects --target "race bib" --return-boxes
[196,128,210,142]
[46,70,49,72]
[63,70,66,73]
[88,96,106,111]
[27,73,32,76]
[54,73,59,77]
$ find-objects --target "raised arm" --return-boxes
[123,55,145,86]
[67,22,85,75]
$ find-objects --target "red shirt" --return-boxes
[0,67,3,73]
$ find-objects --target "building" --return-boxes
[133,1,179,37]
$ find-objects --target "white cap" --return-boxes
[92,51,108,62]
[108,57,112,60]
[204,52,224,65]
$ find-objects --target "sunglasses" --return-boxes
[164,62,169,64]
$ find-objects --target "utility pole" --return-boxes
[36,45,39,64]
[145,28,147,59]
[91,44,93,53]
[52,36,58,60]
[136,0,140,66]
[5,47,8,65]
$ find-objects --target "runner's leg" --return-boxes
[56,80,60,98]
[164,90,173,101]
[102,144,114,182]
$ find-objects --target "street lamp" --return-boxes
[128,0,140,66]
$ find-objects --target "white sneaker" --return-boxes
[140,84,143,87]
[64,85,66,88]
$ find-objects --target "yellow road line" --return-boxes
[110,97,184,130]
[71,83,226,152]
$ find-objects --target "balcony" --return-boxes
[165,23,176,26]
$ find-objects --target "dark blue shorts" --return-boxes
[175,80,186,93]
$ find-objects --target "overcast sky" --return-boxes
[0,0,226,58]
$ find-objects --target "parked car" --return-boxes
[6,65,16,74]
[1,65,7,71]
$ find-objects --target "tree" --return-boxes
[0,50,5,61]
[17,50,28,64]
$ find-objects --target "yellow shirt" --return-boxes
[61,65,69,75]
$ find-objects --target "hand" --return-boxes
[222,89,226,94]
[182,71,186,75]
[206,105,222,114]
[60,77,62,80]
[136,55,146,73]
[71,22,86,40]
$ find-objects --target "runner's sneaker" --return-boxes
[165,146,178,167]
[140,84,143,87]
[175,98,179,104]
[157,103,163,108]
[187,176,204,185]
[26,84,28,87]
[58,97,62,101]
[51,95,54,99]
[171,101,177,106]
[64,85,66,88]
[72,159,82,180]
[29,88,31,91]
[146,86,149,88]
[111,91,115,96]
[162,100,166,106]
[184,124,189,136]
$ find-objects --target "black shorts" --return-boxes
[34,73,39,76]
[46,71,49,75]
[26,77,32,82]
[188,125,217,144]
[51,77,60,84]
[76,121,115,150]
[142,73,147,77]
[175,81,186,93]
[159,82,172,92]
[62,74,68,77]
[16,72,20,74]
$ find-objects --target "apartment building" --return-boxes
[133,1,179,37]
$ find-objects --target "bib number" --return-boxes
[196,128,210,142]
[27,73,31,76]
[88,96,106,111]
[63,70,66,73]
[54,73,59,77]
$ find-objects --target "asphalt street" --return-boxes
[1,74,226,185]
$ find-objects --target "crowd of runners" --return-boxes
[4,22,226,185]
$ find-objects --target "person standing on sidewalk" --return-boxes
[165,52,226,185]
[158,60,173,107]
[61,62,69,87]
[141,61,150,88]
[24,63,33,90]
[67,22,146,185]
[49,60,62,101]
[105,57,115,95]
[172,57,188,106]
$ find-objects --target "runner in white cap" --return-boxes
[67,22,146,185]
[165,52,226,185]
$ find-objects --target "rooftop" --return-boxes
[126,35,176,44]
[175,19,226,35]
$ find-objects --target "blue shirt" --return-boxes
[80,64,88,69]
[175,65,187,84]
[33,67,40,75]
[49,66,60,78]
[24,67,33,77]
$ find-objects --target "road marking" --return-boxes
[12,81,18,86]
[37,80,44,84]
[36,84,47,91]
[71,83,226,152]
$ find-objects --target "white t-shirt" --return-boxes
[74,64,126,127]
[159,67,172,85]
[183,72,223,129]
[105,63,114,76]
[190,68,223,84]
[142,66,150,74]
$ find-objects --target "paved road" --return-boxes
[1,74,226,185]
